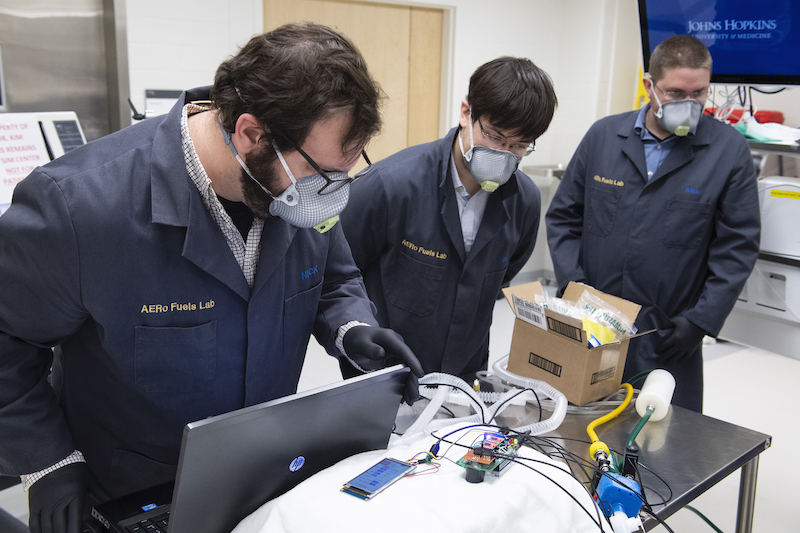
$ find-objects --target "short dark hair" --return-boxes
[467,56,557,142]
[649,35,712,82]
[212,23,383,156]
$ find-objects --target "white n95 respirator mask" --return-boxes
[268,141,350,233]
[219,120,348,233]
[652,90,703,137]
[458,114,522,192]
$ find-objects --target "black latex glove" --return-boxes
[29,462,92,533]
[342,326,424,405]
[555,279,585,298]
[655,316,707,365]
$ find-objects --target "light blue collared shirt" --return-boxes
[634,103,694,180]
[450,155,489,253]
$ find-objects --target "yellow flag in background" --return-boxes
[634,67,649,110]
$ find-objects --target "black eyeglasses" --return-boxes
[477,118,535,157]
[272,129,373,195]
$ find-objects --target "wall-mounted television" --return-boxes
[638,0,800,86]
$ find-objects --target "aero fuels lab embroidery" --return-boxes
[141,300,216,313]
[401,239,448,260]
[593,175,624,187]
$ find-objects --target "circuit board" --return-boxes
[456,433,519,478]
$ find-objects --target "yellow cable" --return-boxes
[586,383,634,458]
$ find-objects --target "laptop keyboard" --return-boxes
[124,511,170,533]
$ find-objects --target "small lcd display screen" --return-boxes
[341,457,415,500]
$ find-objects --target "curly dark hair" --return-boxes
[212,22,384,156]
[467,56,557,142]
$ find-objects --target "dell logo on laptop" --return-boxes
[289,456,305,472]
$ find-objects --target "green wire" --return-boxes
[625,369,652,387]
[608,450,621,474]
[626,406,654,449]
[685,505,725,533]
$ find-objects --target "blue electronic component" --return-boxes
[595,473,643,518]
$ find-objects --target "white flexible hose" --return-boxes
[491,354,568,435]
[401,373,486,439]
[476,370,634,414]
[418,388,529,407]
[401,366,567,440]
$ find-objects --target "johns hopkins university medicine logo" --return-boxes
[687,17,783,43]
[689,19,777,32]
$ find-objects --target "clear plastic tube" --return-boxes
[490,354,568,435]
[399,373,486,440]
[480,361,639,415]
[400,369,568,441]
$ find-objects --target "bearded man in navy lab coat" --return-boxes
[339,57,557,382]
[546,35,760,412]
[0,23,423,533]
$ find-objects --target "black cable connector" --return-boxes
[128,99,147,121]
[622,444,639,479]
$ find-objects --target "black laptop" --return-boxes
[90,365,409,533]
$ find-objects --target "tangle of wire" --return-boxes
[429,424,676,532]
[706,84,787,124]
[414,380,686,531]
[429,423,609,532]
[416,382,489,423]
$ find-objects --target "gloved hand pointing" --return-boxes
[29,462,92,533]
[655,316,707,365]
[343,326,424,405]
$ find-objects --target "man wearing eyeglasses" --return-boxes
[0,23,423,533]
[547,35,760,412]
[339,57,557,382]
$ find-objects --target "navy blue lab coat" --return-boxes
[546,111,760,410]
[340,128,540,380]
[0,88,377,497]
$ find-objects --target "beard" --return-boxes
[238,143,283,220]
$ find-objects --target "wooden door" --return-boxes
[263,0,443,163]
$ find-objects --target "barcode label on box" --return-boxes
[512,294,547,331]
[547,317,583,343]
[591,366,616,385]
[529,352,562,377]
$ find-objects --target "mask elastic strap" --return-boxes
[220,120,259,182]
[272,140,298,185]
[458,110,475,162]
[650,79,665,119]
[270,140,300,206]
[218,120,299,206]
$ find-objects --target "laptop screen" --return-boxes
[91,365,408,533]
[168,365,408,533]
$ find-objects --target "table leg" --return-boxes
[735,455,760,533]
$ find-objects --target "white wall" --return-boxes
[126,0,263,119]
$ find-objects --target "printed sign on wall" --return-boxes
[0,113,50,206]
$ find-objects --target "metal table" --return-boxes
[399,399,771,532]
[550,406,770,532]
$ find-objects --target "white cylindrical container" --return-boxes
[635,369,676,421]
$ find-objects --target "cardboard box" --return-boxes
[502,281,650,406]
